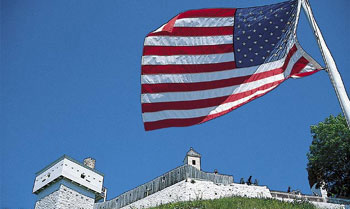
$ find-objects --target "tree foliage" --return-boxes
[307,114,350,198]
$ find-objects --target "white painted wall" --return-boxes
[185,156,201,170]
[33,157,103,194]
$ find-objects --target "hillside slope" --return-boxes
[151,196,317,209]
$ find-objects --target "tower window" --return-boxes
[192,160,196,165]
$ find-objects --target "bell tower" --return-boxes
[184,147,201,170]
[33,155,106,209]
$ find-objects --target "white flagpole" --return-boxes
[301,0,350,129]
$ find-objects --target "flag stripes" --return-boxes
[147,27,234,37]
[144,35,233,46]
[141,6,321,131]
[143,44,234,56]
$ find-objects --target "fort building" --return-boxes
[33,148,350,209]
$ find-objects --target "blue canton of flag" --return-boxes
[234,0,298,67]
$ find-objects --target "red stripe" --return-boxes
[292,69,321,78]
[142,67,283,94]
[289,57,310,76]
[177,8,236,19]
[142,61,236,75]
[143,44,234,56]
[144,82,279,131]
[155,9,236,35]
[148,27,234,37]
[162,15,179,33]
[142,81,281,113]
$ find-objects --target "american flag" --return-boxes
[141,0,321,131]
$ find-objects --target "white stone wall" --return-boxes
[35,188,60,209]
[119,179,346,209]
[120,179,271,209]
[35,184,94,209]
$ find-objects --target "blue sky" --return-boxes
[1,0,349,208]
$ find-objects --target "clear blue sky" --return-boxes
[1,0,349,208]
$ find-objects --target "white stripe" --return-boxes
[142,53,234,65]
[154,23,166,33]
[283,49,303,77]
[142,85,277,122]
[174,17,234,27]
[141,58,285,84]
[141,74,285,103]
[291,63,318,78]
[144,35,233,46]
[142,66,257,84]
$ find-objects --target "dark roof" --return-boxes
[186,147,201,158]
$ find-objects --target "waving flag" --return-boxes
[141,0,322,131]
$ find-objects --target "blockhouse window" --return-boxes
[192,160,196,165]
[81,173,86,179]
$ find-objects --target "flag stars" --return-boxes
[234,1,297,67]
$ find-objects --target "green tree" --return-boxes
[307,114,350,198]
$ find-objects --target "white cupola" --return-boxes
[183,147,201,170]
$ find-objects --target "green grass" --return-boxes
[150,197,317,209]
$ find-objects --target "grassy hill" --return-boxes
[151,196,317,209]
